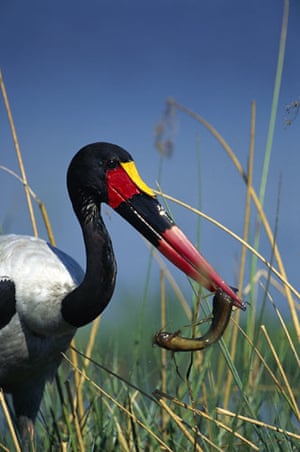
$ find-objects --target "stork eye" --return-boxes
[106,159,119,169]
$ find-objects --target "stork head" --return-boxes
[67,142,245,310]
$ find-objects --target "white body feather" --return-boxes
[0,234,84,391]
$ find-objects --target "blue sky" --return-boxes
[0,1,299,320]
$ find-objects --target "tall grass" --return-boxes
[0,6,299,450]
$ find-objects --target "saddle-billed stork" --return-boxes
[0,142,244,444]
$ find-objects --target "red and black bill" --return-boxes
[106,162,246,311]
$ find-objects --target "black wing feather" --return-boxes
[0,277,16,328]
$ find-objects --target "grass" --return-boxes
[0,3,299,449]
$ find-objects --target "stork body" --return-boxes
[0,235,85,442]
[0,142,244,444]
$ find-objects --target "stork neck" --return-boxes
[61,200,117,327]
